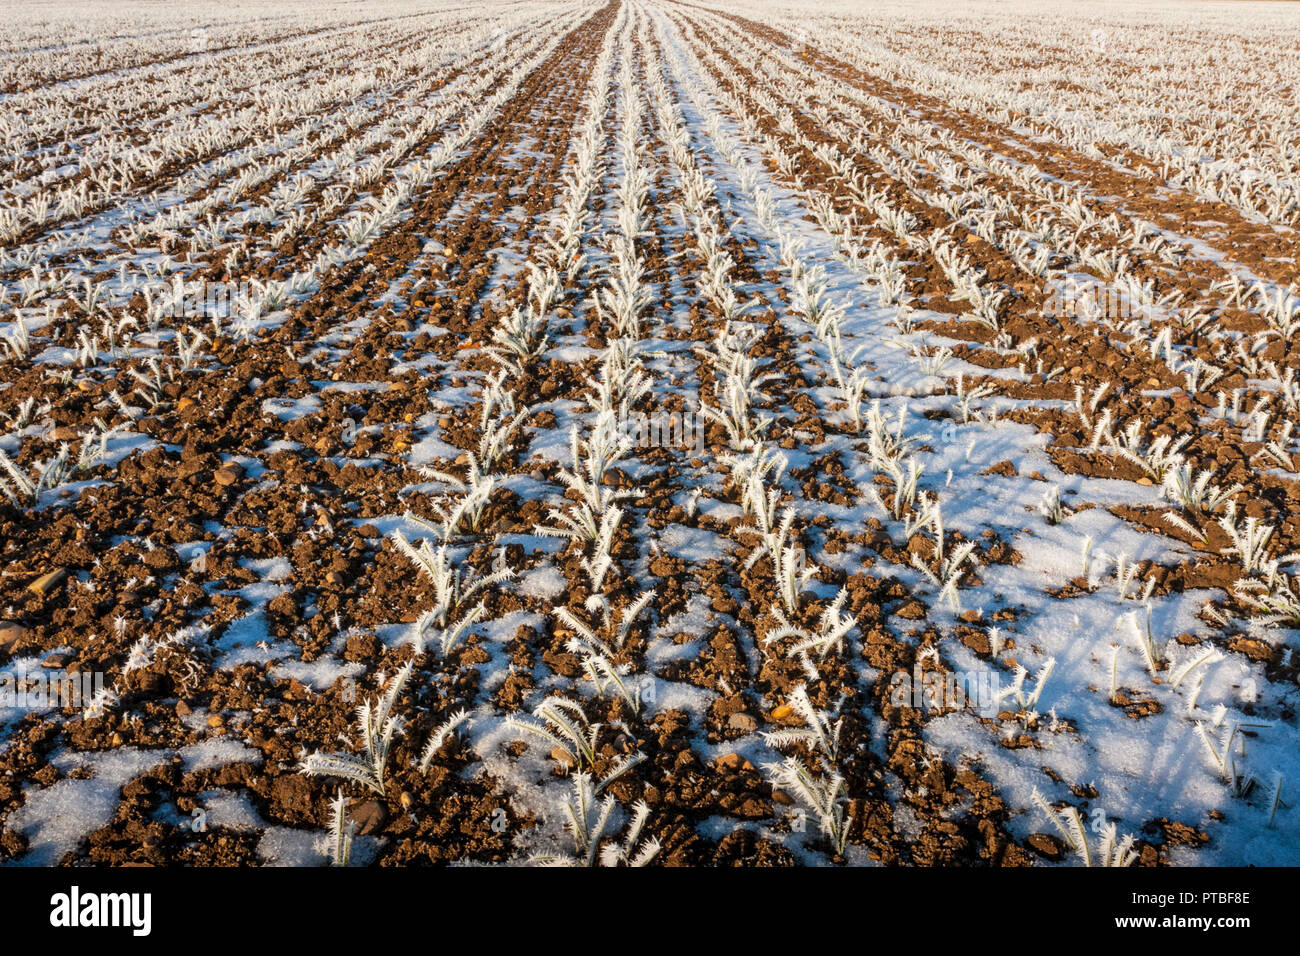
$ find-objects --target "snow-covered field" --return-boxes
[0,0,1297,866]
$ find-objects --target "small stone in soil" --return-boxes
[1026,832,1066,861]
[0,621,29,649]
[715,753,755,772]
[728,712,759,733]
[214,463,243,486]
[28,568,68,597]
[348,800,387,835]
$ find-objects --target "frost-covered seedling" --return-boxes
[81,683,119,721]
[877,203,918,240]
[1241,405,1274,445]
[532,774,659,867]
[951,374,995,424]
[1161,464,1240,515]
[485,307,548,376]
[325,789,354,867]
[507,696,601,771]
[537,421,636,543]
[932,239,978,290]
[1181,357,1223,394]
[960,285,1007,332]
[996,658,1055,713]
[1164,509,1211,546]
[577,506,621,605]
[558,587,654,679]
[556,589,655,655]
[74,328,100,369]
[1111,422,1189,483]
[0,315,30,359]
[583,342,652,420]
[565,634,641,715]
[597,260,653,341]
[71,277,104,317]
[301,660,412,796]
[1193,718,1273,787]
[1037,485,1069,525]
[1253,439,1294,473]
[1110,552,1152,603]
[421,456,497,537]
[1235,571,1300,628]
[744,508,817,613]
[1107,643,1122,704]
[1171,300,1215,336]
[390,528,514,629]
[741,471,783,536]
[477,402,530,471]
[0,445,63,507]
[4,396,46,429]
[1254,434,1298,473]
[127,357,176,409]
[764,757,850,855]
[409,601,484,658]
[889,304,919,334]
[1120,275,1182,323]
[988,626,1006,658]
[720,442,787,500]
[1008,240,1055,279]
[0,422,113,506]
[1122,606,1163,676]
[1169,647,1223,691]
[697,248,742,319]
[174,329,207,371]
[15,269,49,310]
[1254,286,1300,341]
[1261,364,1300,416]
[764,587,855,669]
[1022,657,1055,710]
[776,230,806,277]
[829,353,875,432]
[1215,386,1249,427]
[1072,381,1114,445]
[96,315,137,359]
[1267,772,1285,828]
[417,709,469,774]
[1030,789,1137,867]
[792,265,848,347]
[538,492,626,546]
[863,400,918,470]
[911,539,977,614]
[700,369,773,450]
[1217,502,1293,575]
[762,684,843,765]
[911,340,954,378]
[596,798,661,867]
[251,278,289,316]
[1086,408,1118,457]
[1078,246,1130,282]
[475,367,522,429]
[872,456,924,522]
[1093,821,1141,867]
[524,261,563,321]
